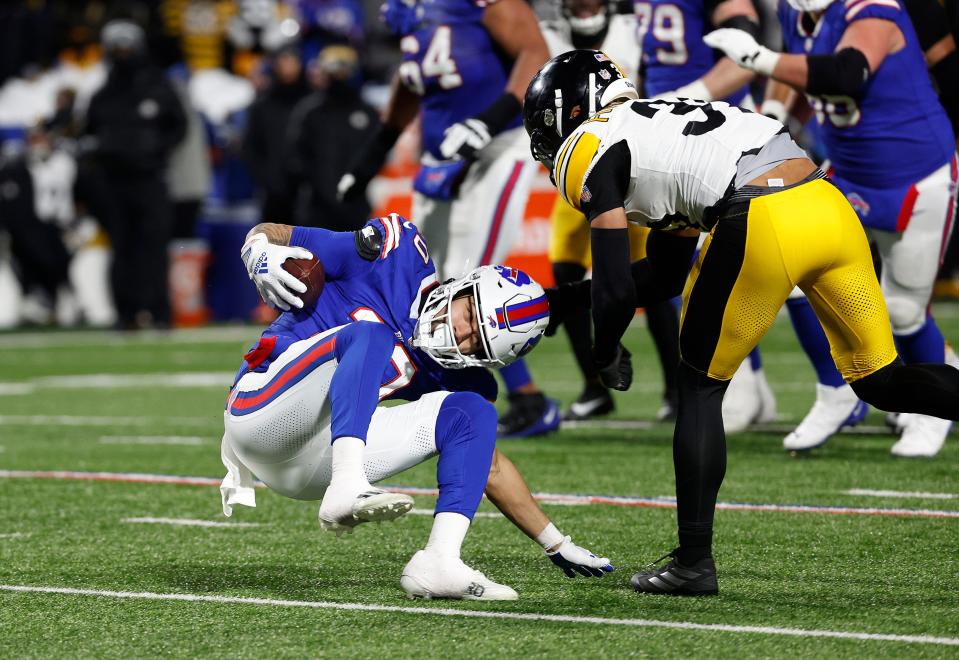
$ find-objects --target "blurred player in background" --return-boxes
[636,0,781,433]
[221,215,613,600]
[336,0,560,438]
[83,20,186,330]
[707,0,959,456]
[539,0,681,421]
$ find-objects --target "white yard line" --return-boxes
[0,326,256,349]
[121,517,261,528]
[0,415,215,427]
[0,372,235,395]
[0,533,29,539]
[3,469,959,519]
[0,584,955,647]
[99,436,207,446]
[846,489,957,500]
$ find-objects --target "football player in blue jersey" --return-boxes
[219,214,613,600]
[336,0,561,438]
[637,0,758,103]
[636,0,788,433]
[707,0,959,457]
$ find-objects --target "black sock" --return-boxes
[673,362,729,562]
[850,359,959,419]
[645,299,680,401]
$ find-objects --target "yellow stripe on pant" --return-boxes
[680,178,898,382]
[548,195,648,267]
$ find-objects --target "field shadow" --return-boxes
[142,560,378,599]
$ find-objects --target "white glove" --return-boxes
[653,79,712,102]
[704,28,780,77]
[760,99,789,124]
[546,536,615,578]
[240,232,313,311]
[439,118,492,160]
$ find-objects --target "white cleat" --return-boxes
[722,362,761,434]
[754,368,778,424]
[400,550,518,601]
[784,383,867,452]
[319,489,414,535]
[890,414,951,458]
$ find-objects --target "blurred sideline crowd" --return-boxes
[0,0,957,331]
[0,0,396,330]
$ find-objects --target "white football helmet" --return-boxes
[784,0,836,12]
[413,265,549,369]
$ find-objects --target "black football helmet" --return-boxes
[523,50,638,170]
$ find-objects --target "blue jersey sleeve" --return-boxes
[290,226,372,281]
[842,0,902,23]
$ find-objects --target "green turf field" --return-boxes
[1,308,958,658]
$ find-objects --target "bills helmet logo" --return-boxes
[493,265,531,286]
[846,192,870,218]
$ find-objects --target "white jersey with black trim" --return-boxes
[541,14,641,83]
[552,99,784,230]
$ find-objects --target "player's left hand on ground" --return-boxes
[241,233,313,312]
[596,343,633,391]
[439,118,493,160]
[703,29,780,76]
[547,536,615,578]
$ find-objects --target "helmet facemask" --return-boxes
[413,279,495,369]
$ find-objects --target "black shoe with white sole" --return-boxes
[563,384,615,421]
[630,551,718,596]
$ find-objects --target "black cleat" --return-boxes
[563,384,615,421]
[630,551,719,596]
[497,392,561,438]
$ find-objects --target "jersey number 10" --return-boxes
[399,27,463,95]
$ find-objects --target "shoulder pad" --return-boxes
[554,128,603,210]
[354,224,382,261]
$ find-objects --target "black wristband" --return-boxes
[718,15,760,39]
[475,93,523,136]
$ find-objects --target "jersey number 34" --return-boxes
[399,27,463,95]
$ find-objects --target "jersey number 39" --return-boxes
[399,27,463,95]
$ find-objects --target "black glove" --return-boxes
[544,281,591,337]
[596,344,632,391]
[337,124,402,203]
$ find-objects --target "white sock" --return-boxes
[425,512,471,558]
[330,436,371,490]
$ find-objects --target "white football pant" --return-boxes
[413,126,537,279]
[222,329,449,504]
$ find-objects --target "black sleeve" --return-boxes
[805,48,871,98]
[581,141,631,222]
[717,14,761,38]
[590,227,636,366]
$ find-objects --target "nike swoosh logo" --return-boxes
[569,398,606,417]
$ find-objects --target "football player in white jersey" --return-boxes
[525,50,959,595]
[539,0,683,422]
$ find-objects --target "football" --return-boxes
[283,255,325,308]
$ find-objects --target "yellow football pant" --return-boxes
[680,179,899,382]
[548,195,647,265]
